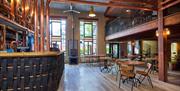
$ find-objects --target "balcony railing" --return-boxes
[105,15,157,36]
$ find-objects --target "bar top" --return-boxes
[0,51,64,58]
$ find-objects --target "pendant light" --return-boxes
[89,6,96,17]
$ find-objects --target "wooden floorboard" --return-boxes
[58,64,180,91]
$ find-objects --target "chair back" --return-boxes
[120,65,133,73]
[145,63,152,73]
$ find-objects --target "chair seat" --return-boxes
[136,70,148,76]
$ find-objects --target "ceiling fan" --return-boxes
[63,4,80,14]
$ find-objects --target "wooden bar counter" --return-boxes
[0,52,64,91]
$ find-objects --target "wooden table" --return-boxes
[99,56,113,72]
[116,60,145,71]
[117,61,145,66]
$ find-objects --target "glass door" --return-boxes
[110,43,119,58]
[84,41,93,55]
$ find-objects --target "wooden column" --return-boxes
[22,0,26,26]
[10,0,15,20]
[3,25,6,50]
[40,0,45,52]
[22,31,26,47]
[120,42,128,58]
[46,1,50,51]
[158,0,168,82]
[34,0,39,52]
[132,40,135,55]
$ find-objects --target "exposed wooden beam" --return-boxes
[46,0,50,51]
[34,0,39,52]
[22,31,26,47]
[40,0,45,52]
[158,0,168,82]
[52,0,157,11]
[112,0,157,6]
[104,7,113,17]
[104,1,115,18]
[161,0,180,10]
[161,0,174,5]
[105,15,117,19]
[104,0,157,17]
[22,0,25,25]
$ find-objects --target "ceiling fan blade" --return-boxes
[63,10,80,14]
[71,10,80,13]
[63,3,80,14]
[63,10,72,13]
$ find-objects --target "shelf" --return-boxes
[0,14,34,33]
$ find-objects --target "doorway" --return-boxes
[109,43,120,58]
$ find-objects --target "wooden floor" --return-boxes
[58,64,180,91]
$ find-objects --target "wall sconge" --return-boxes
[156,30,159,37]
[165,28,170,35]
[156,28,170,37]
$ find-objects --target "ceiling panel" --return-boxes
[50,2,69,10]
[73,4,107,13]
[50,0,108,13]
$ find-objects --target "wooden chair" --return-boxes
[119,64,136,91]
[136,63,153,88]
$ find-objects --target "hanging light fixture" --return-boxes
[89,6,96,17]
[156,28,170,37]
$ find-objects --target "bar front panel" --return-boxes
[0,52,64,91]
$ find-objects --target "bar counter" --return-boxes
[0,52,64,91]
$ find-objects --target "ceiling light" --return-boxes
[89,6,96,17]
[165,28,170,35]
[126,9,131,12]
[156,28,170,37]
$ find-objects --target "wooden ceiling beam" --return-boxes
[161,0,174,5]
[52,0,157,11]
[104,0,114,17]
[104,0,157,17]
[161,0,180,10]
[111,0,157,6]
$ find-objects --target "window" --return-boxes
[84,23,93,37]
[50,19,66,51]
[80,21,97,56]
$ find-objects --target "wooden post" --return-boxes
[120,42,128,58]
[10,0,15,20]
[158,0,168,82]
[3,25,6,50]
[40,0,45,52]
[22,0,26,26]
[132,40,135,55]
[34,0,39,52]
[22,31,26,47]
[46,1,50,51]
